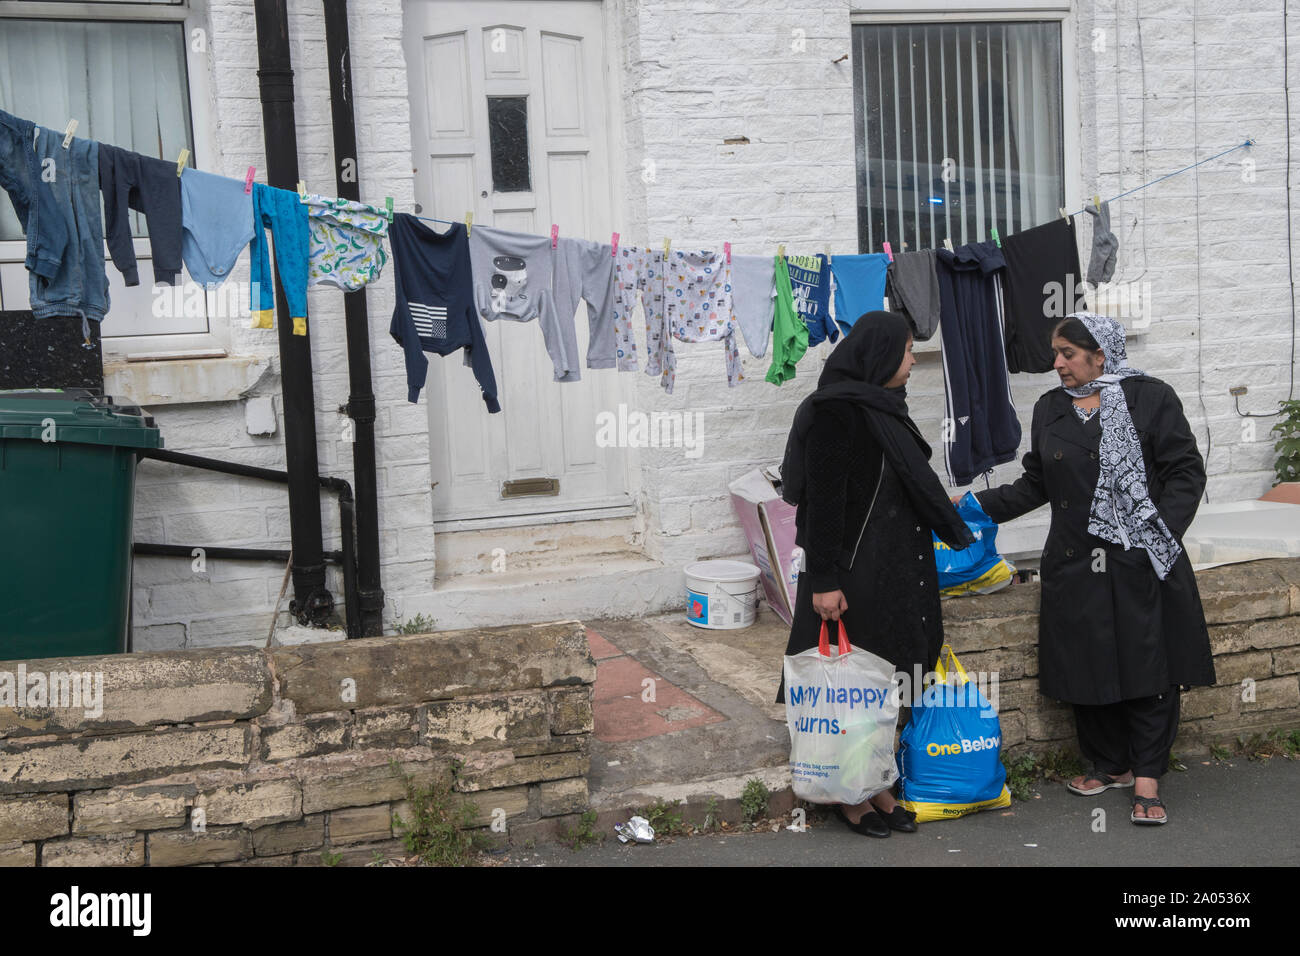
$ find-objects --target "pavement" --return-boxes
[515,757,1300,867]
[508,606,1300,867]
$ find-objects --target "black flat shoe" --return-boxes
[878,805,918,833]
[835,804,890,838]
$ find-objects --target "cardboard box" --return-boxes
[728,466,801,626]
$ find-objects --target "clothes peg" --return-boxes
[551,224,559,249]
[723,241,731,264]
[1093,194,1102,211]
[297,181,307,200]
[175,149,189,177]
[943,237,953,252]
[1059,206,1068,220]
[900,241,908,251]
[777,243,785,259]
[611,232,620,257]
[882,241,894,263]
[462,209,470,233]
[244,167,256,194]
[385,197,394,221]
[990,227,1001,248]
[61,120,78,149]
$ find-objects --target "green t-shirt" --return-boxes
[765,253,809,385]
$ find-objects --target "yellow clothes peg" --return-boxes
[175,149,189,177]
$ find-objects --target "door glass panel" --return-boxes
[487,95,531,192]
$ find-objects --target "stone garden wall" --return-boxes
[943,558,1300,756]
[0,622,593,866]
[2,559,1298,866]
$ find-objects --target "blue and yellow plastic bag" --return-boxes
[933,491,1014,597]
[897,645,1011,822]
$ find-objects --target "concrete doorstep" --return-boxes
[578,612,795,829]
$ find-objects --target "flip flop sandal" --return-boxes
[1066,771,1135,796]
[1131,795,1169,825]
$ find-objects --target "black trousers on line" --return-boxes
[1072,685,1181,779]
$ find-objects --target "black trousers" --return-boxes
[1072,686,1181,779]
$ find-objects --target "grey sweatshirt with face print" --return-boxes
[468,224,581,383]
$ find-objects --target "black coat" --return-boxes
[975,377,1216,705]
[777,399,947,703]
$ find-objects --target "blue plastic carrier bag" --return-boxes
[897,644,1011,822]
[932,491,1014,597]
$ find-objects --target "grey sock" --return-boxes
[1083,201,1119,285]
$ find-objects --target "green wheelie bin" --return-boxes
[0,389,162,661]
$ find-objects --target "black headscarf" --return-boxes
[780,311,974,549]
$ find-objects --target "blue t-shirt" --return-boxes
[831,253,890,335]
[785,253,837,346]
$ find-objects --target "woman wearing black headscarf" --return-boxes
[777,311,975,837]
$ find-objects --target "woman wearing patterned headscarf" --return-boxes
[975,313,1215,825]
[778,311,975,838]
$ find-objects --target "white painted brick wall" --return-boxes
[617,0,1299,573]
[127,0,1300,645]
[131,0,426,649]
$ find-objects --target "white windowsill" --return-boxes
[102,354,271,406]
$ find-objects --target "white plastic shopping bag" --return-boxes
[783,620,901,805]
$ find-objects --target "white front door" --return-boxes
[403,0,631,524]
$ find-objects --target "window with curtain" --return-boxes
[853,21,1064,254]
[0,18,194,244]
[0,16,199,338]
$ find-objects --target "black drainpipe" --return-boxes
[322,0,385,636]
[254,0,333,625]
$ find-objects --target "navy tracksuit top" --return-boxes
[935,240,1021,486]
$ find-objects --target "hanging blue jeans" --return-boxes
[0,108,67,280]
[28,127,109,330]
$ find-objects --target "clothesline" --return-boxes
[10,106,1254,261]
[1064,138,1254,218]
[400,139,1256,263]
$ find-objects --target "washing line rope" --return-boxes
[1069,139,1255,217]
[406,139,1259,239]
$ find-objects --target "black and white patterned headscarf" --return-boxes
[1062,312,1182,580]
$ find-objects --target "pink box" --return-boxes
[729,467,801,626]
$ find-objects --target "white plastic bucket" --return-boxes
[685,560,761,629]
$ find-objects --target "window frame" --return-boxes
[849,2,1081,256]
[0,0,226,359]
